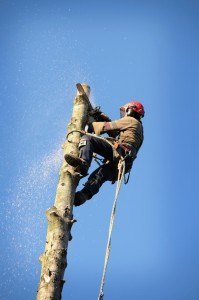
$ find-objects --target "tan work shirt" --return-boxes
[92,116,144,152]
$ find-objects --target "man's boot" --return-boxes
[74,189,92,206]
[64,154,89,176]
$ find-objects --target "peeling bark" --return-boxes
[37,84,91,300]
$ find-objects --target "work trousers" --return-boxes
[79,135,133,199]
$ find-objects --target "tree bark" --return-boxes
[37,84,91,300]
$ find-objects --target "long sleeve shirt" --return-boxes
[92,116,144,152]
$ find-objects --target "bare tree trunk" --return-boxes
[37,84,91,300]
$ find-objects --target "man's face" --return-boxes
[120,103,130,118]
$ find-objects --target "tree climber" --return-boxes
[65,101,145,206]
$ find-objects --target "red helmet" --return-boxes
[120,101,145,118]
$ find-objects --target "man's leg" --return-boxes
[74,161,118,206]
[65,134,114,175]
[79,134,114,164]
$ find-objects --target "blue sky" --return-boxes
[0,0,199,299]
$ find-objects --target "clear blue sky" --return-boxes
[0,0,199,299]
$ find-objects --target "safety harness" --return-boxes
[66,130,135,181]
[66,130,134,299]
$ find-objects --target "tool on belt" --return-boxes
[113,141,137,160]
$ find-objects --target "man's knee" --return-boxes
[79,134,91,149]
[84,169,105,195]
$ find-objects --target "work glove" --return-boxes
[90,106,111,122]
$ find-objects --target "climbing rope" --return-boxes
[98,158,126,300]
[66,130,129,299]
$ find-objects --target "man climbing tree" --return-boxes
[65,101,144,206]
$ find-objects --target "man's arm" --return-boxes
[92,117,130,135]
[87,107,116,136]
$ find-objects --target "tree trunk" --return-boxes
[37,84,91,300]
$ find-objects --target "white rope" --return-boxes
[98,159,126,300]
[67,130,127,299]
